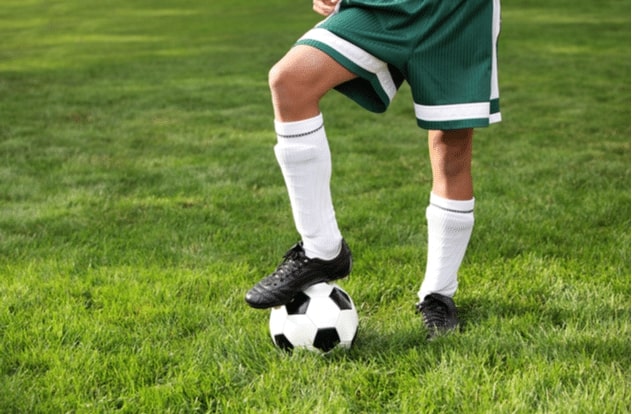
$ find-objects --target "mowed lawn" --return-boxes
[0,0,629,413]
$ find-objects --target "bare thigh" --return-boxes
[269,45,357,121]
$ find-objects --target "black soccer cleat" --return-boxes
[245,240,352,309]
[416,293,459,339]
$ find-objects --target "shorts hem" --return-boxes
[416,118,496,130]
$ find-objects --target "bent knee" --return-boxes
[269,62,314,102]
[268,62,289,92]
[269,56,319,89]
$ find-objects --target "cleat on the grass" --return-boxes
[416,293,459,339]
[245,240,352,309]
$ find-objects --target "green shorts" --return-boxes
[296,0,501,130]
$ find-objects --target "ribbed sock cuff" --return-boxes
[274,114,324,138]
[429,192,475,213]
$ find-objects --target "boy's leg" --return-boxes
[427,129,473,201]
[269,45,357,122]
[417,129,475,336]
[245,46,356,309]
[269,45,356,259]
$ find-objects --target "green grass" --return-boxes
[0,0,629,412]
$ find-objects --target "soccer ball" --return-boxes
[269,282,358,353]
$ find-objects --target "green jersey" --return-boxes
[296,0,502,130]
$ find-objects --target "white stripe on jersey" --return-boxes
[414,102,491,122]
[298,28,398,103]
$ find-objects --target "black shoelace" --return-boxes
[267,244,308,285]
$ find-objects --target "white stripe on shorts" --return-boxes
[414,102,491,123]
[298,28,398,103]
[491,0,501,103]
[489,0,502,124]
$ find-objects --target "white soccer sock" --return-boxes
[274,113,342,260]
[418,193,475,302]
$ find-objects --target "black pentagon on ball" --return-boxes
[273,334,294,351]
[329,287,353,310]
[313,327,340,353]
[285,291,310,315]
